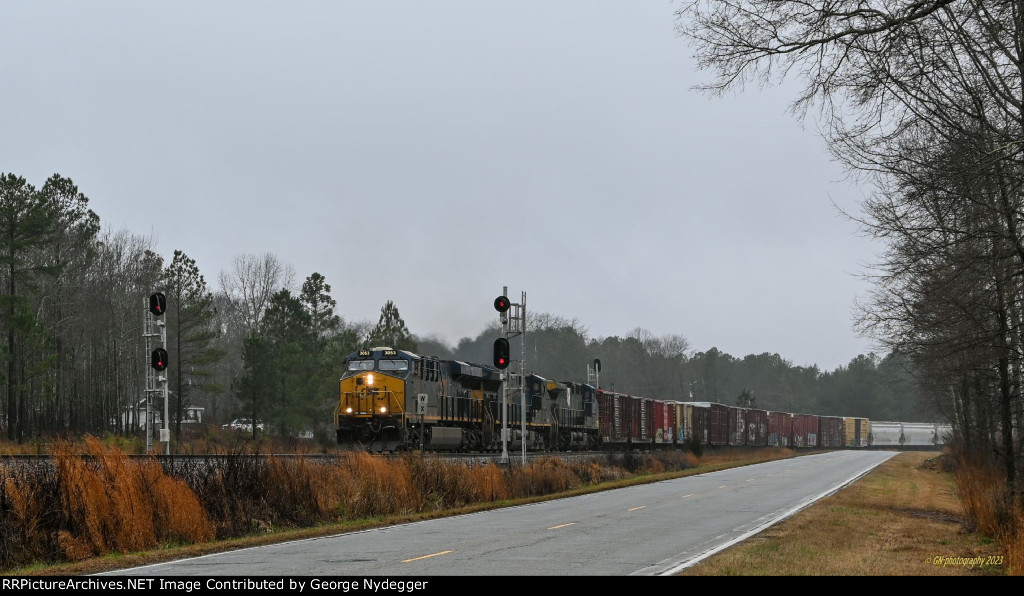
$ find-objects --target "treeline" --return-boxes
[0,171,934,450]
[0,172,368,445]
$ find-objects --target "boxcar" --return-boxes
[635,396,654,446]
[745,408,769,447]
[792,413,819,447]
[675,402,709,446]
[597,390,628,446]
[653,399,676,445]
[843,417,870,447]
[671,401,684,444]
[728,405,746,446]
[681,402,730,446]
[768,411,792,447]
[819,416,844,448]
[597,390,654,448]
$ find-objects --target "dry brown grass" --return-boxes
[1,471,50,563]
[954,450,1009,537]
[148,470,216,545]
[515,456,581,496]
[336,452,421,517]
[951,447,1024,575]
[1006,507,1024,574]
[49,436,214,560]
[680,451,1005,576]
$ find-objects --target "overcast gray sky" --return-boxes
[1,2,883,372]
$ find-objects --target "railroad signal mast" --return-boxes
[494,286,526,464]
[144,292,171,455]
[587,358,601,390]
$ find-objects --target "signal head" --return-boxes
[149,292,166,317]
[493,295,510,313]
[493,337,510,369]
[151,347,168,371]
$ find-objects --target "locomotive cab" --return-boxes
[335,346,506,452]
[336,347,414,450]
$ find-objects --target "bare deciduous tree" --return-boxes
[218,252,295,336]
[677,0,1024,487]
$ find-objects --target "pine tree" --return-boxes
[737,389,756,408]
[0,174,59,441]
[366,300,417,352]
[261,289,316,436]
[163,250,223,443]
[300,272,340,341]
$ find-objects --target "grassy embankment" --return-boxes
[0,433,1018,576]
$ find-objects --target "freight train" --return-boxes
[334,346,950,452]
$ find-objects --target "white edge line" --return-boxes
[655,454,897,577]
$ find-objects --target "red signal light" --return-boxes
[149,292,166,317]
[493,337,510,369]
[151,347,168,371]
[494,295,510,313]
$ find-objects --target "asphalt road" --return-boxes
[102,450,897,577]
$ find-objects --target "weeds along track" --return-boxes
[0,439,708,572]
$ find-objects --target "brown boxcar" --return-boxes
[597,389,627,445]
[634,396,654,446]
[744,408,769,447]
[768,411,792,447]
[791,413,820,447]
[626,395,643,446]
[600,390,654,448]
[728,405,747,446]
[819,416,844,448]
[691,403,709,446]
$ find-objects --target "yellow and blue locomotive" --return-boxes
[335,347,504,451]
[334,346,600,452]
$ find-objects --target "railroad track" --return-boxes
[0,450,606,466]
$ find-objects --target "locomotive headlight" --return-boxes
[345,407,352,414]
[366,374,374,386]
[379,406,388,414]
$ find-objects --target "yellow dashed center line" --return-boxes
[681,494,694,498]
[402,550,452,563]
[627,506,646,512]
[548,523,576,530]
